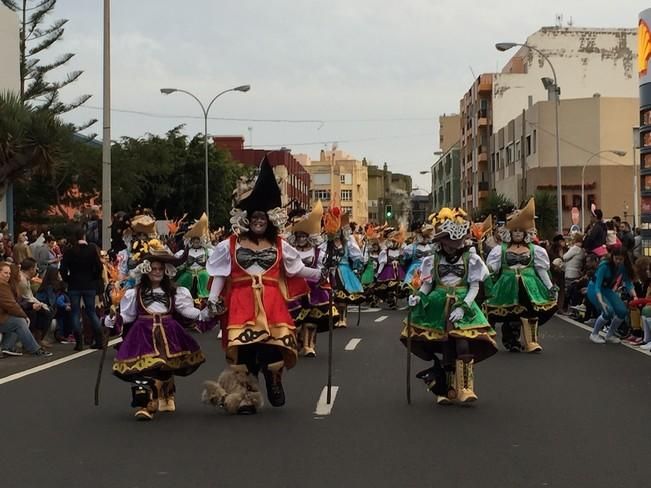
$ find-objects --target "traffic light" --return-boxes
[385,204,393,219]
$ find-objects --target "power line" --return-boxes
[77,104,434,124]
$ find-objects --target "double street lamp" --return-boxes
[160,85,251,222]
[496,42,562,234]
[581,149,627,232]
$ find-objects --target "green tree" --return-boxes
[532,190,557,240]
[1,90,73,188]
[476,191,515,221]
[2,0,96,131]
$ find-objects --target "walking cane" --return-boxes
[93,326,109,406]
[406,305,413,405]
[326,240,335,404]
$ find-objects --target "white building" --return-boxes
[493,27,637,130]
[0,5,20,226]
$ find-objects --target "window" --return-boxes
[341,190,352,201]
[340,173,352,185]
[526,135,532,156]
[342,206,353,214]
[314,190,331,200]
[515,141,521,160]
[313,173,331,185]
[533,130,537,153]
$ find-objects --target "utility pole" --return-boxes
[101,0,111,251]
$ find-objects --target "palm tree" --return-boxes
[0,90,72,188]
[533,190,557,240]
[478,191,515,222]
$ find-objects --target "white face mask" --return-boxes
[511,230,525,243]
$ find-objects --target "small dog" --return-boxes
[201,366,264,414]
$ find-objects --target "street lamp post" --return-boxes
[160,85,250,221]
[581,149,627,232]
[496,42,562,234]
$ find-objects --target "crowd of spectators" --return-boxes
[0,221,104,359]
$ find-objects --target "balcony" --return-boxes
[478,75,492,93]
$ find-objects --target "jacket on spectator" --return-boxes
[60,242,102,291]
[562,245,586,281]
[583,221,607,251]
[0,281,28,323]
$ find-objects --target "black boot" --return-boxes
[73,331,84,351]
[262,361,286,407]
[90,328,105,350]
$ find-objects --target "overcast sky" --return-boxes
[37,0,651,190]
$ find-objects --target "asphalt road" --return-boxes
[1,308,650,488]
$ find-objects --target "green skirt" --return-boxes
[176,268,210,299]
[400,286,497,363]
[360,262,376,287]
[484,267,556,323]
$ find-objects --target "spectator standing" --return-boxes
[12,232,32,265]
[633,228,642,259]
[563,233,586,307]
[0,262,51,357]
[583,209,607,254]
[60,227,104,350]
[32,234,60,275]
[548,234,567,312]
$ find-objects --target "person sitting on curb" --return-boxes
[0,261,52,357]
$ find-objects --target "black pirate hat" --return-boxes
[237,155,282,214]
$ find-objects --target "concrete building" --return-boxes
[367,162,412,225]
[459,74,493,210]
[0,5,19,227]
[297,149,369,225]
[410,189,431,225]
[214,136,311,209]
[492,96,636,227]
[431,142,461,211]
[459,26,637,215]
[439,114,461,153]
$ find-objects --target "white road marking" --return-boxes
[217,330,222,339]
[315,386,339,415]
[348,306,382,313]
[398,305,409,311]
[375,315,388,323]
[344,338,362,351]
[0,338,122,386]
[556,315,651,357]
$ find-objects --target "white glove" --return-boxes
[103,315,115,329]
[449,307,465,323]
[408,295,421,307]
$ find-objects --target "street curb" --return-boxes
[555,314,651,358]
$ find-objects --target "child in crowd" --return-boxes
[54,281,73,344]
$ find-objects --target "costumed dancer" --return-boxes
[116,214,158,288]
[203,157,323,414]
[484,198,558,353]
[330,216,365,328]
[375,226,407,309]
[174,213,213,301]
[403,207,497,405]
[286,201,339,357]
[403,223,434,286]
[109,240,209,420]
[360,225,382,307]
[587,247,637,344]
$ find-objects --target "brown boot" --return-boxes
[157,378,176,412]
[455,359,478,403]
[303,325,317,358]
[134,384,158,421]
[521,318,543,353]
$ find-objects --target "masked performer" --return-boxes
[116,214,158,287]
[205,157,323,414]
[403,223,434,286]
[110,241,209,420]
[403,208,497,405]
[286,201,338,357]
[484,199,557,353]
[375,227,406,309]
[330,217,365,327]
[360,226,382,307]
[175,213,213,301]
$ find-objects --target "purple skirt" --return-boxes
[377,262,405,282]
[112,314,205,381]
[289,282,339,332]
